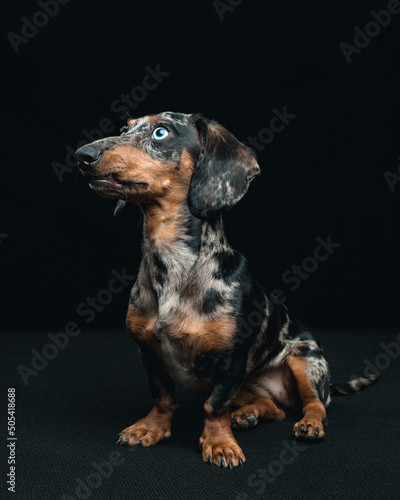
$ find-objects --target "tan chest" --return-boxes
[126,307,235,390]
[126,307,235,351]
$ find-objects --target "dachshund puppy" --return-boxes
[75,112,377,469]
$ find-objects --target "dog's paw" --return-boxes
[292,417,326,441]
[200,434,246,469]
[117,416,171,448]
[231,405,286,430]
[231,410,258,430]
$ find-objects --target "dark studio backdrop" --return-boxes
[2,2,400,500]
[2,0,400,332]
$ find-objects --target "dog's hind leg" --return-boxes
[231,389,286,430]
[287,354,330,441]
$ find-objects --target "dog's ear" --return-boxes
[188,115,260,219]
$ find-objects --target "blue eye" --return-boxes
[152,126,169,140]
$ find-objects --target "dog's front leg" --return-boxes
[200,356,247,469]
[118,349,175,448]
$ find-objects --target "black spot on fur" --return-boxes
[184,215,202,254]
[213,250,246,285]
[202,288,223,314]
[193,353,218,379]
[209,354,247,412]
[153,253,167,286]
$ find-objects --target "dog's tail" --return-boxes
[329,373,378,396]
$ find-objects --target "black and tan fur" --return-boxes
[75,112,377,469]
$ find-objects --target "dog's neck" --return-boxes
[139,199,230,285]
[140,198,199,250]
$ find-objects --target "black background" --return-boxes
[2,0,400,332]
[2,3,400,500]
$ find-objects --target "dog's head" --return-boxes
[76,112,260,219]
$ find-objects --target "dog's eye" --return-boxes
[152,126,169,140]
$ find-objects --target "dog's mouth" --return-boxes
[87,174,147,191]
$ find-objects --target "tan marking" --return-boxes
[127,302,235,355]
[231,389,286,424]
[126,308,157,346]
[179,148,196,175]
[200,399,246,467]
[127,118,137,126]
[81,140,196,247]
[141,200,186,246]
[171,314,236,354]
[287,357,320,404]
[287,357,326,438]
[147,116,161,124]
[105,145,193,246]
[119,390,175,448]
[93,145,173,199]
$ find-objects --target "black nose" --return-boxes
[75,146,101,170]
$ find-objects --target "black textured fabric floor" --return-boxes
[2,329,399,500]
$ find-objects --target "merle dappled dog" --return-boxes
[75,112,377,469]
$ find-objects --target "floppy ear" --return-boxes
[188,116,260,220]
